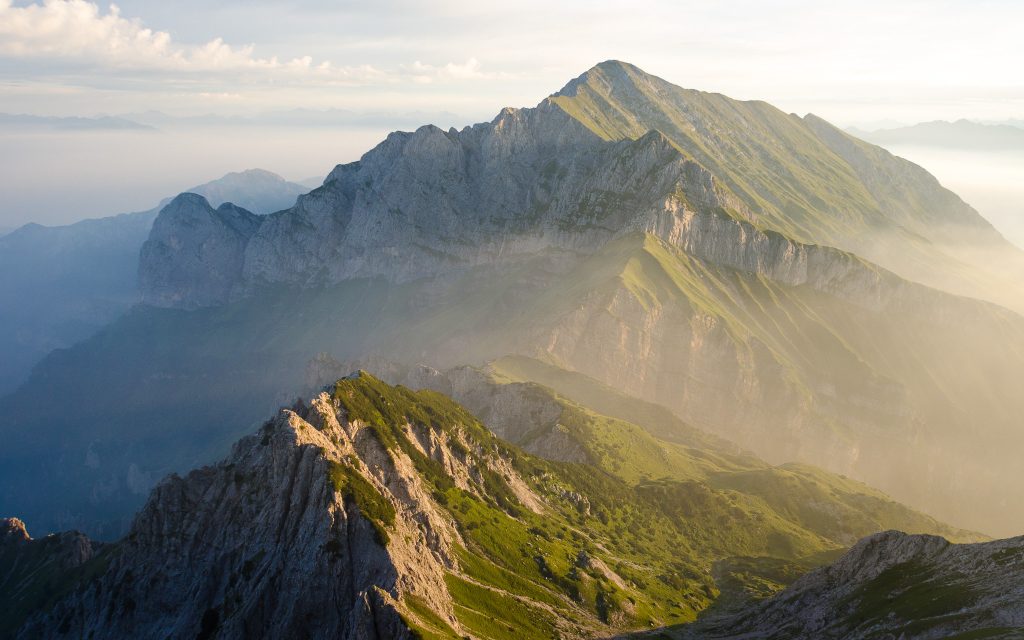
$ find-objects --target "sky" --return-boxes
[0,0,1022,226]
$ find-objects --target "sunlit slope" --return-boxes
[549,60,1024,309]
[516,233,1024,535]
[4,373,980,638]
[448,362,980,546]
[4,228,1024,538]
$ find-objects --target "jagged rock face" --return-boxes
[685,531,1024,639]
[18,394,455,639]
[142,103,751,306]
[15,374,577,639]
[0,168,310,395]
[143,60,1006,311]
[130,63,1024,340]
[139,194,262,308]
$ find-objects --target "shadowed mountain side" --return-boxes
[0,169,309,395]
[1,374,982,638]
[2,231,1024,538]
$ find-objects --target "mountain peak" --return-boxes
[554,59,658,99]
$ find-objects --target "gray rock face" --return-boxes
[683,530,1024,639]
[0,169,310,395]
[137,64,1018,316]
[12,374,565,639]
[139,106,902,314]
[139,194,262,308]
[16,395,445,639]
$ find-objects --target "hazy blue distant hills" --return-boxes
[0,169,309,395]
[849,119,1024,151]
[122,108,468,130]
[0,113,155,131]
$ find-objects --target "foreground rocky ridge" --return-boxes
[2,373,985,639]
[666,531,1024,639]
[0,518,104,638]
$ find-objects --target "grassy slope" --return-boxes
[487,357,978,542]
[549,62,1004,256]
[529,233,1024,532]
[329,373,978,639]
[549,61,1024,317]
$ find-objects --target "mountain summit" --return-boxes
[4,62,1024,542]
[140,61,1019,311]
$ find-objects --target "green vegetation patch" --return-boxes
[401,594,461,640]
[845,559,978,632]
[327,460,396,546]
[444,573,560,640]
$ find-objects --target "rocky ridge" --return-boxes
[674,531,1024,639]
[3,372,986,639]
[139,63,1017,312]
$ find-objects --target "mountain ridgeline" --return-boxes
[1,373,998,639]
[2,60,1024,638]
[3,60,1018,537]
[1,62,1023,512]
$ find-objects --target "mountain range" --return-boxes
[0,169,309,395]
[2,61,1023,638]
[849,119,1024,151]
[1,372,1000,639]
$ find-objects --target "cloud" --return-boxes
[404,57,509,84]
[0,0,489,86]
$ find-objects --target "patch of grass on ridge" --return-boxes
[327,460,396,545]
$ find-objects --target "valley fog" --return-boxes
[881,144,1024,250]
[0,125,393,227]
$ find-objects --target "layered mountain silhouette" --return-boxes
[0,169,309,395]
[2,59,1024,639]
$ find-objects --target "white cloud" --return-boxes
[404,57,509,84]
[0,0,389,83]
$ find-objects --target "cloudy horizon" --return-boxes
[1,0,1022,228]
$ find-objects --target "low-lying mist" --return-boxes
[0,125,394,227]
[882,144,1024,250]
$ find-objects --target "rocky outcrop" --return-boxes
[678,530,1024,639]
[15,398,418,638]
[10,373,561,639]
[139,194,262,308]
[0,168,310,395]
[1,518,103,637]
